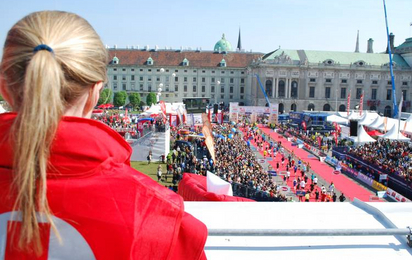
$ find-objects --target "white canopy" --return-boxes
[355,125,376,144]
[373,117,398,132]
[0,104,5,114]
[367,115,384,129]
[347,111,363,120]
[402,114,412,134]
[378,124,410,141]
[326,114,349,125]
[140,102,186,117]
[358,111,380,126]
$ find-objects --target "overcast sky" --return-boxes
[1,0,412,59]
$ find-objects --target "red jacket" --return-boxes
[0,113,207,260]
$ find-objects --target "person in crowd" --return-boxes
[339,193,347,202]
[305,191,310,202]
[0,11,206,259]
[157,165,163,182]
[147,151,152,164]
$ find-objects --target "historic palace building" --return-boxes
[106,31,412,115]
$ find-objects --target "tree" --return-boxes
[146,92,157,106]
[0,94,3,102]
[113,91,127,107]
[128,92,141,110]
[98,88,112,105]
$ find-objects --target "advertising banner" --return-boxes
[357,173,374,186]
[325,156,339,166]
[340,163,359,177]
[170,115,177,127]
[269,103,279,125]
[385,188,411,202]
[372,180,387,192]
[379,174,388,182]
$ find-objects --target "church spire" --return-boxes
[237,27,242,51]
[355,30,360,53]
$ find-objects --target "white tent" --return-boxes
[373,117,398,132]
[401,114,412,134]
[0,104,6,114]
[358,111,380,126]
[140,102,187,117]
[337,111,348,118]
[367,115,384,129]
[326,114,349,125]
[347,111,362,120]
[354,125,376,144]
[378,124,410,141]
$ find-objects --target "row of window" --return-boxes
[112,75,246,84]
[112,67,245,75]
[308,86,407,101]
[136,93,244,100]
[309,78,408,86]
[113,83,245,94]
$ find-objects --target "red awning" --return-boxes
[367,130,383,136]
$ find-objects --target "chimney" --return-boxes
[386,33,395,54]
[367,38,374,53]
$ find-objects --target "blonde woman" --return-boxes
[0,11,206,259]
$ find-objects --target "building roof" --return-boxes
[262,48,410,68]
[214,34,233,52]
[396,37,412,54]
[108,49,262,68]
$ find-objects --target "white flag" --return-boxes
[398,95,403,120]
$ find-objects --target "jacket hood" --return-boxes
[0,112,132,177]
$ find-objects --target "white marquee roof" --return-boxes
[379,124,410,141]
[355,125,376,144]
[326,114,349,124]
[367,115,384,129]
[358,111,380,126]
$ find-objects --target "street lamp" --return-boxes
[157,84,163,103]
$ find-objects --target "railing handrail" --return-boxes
[208,228,411,236]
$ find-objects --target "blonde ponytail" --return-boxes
[1,11,108,254]
[11,49,64,254]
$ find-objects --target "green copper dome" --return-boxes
[214,34,232,52]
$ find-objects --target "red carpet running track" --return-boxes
[258,126,376,202]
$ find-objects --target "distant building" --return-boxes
[249,34,412,116]
[106,34,261,106]
[106,32,412,116]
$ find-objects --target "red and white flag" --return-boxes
[347,92,351,116]
[359,92,364,116]
[302,121,307,131]
[159,101,167,118]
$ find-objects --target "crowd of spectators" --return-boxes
[276,124,335,151]
[348,139,412,184]
[213,124,287,201]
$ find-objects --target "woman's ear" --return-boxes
[82,82,103,118]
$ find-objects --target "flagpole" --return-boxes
[383,0,398,118]
[397,95,403,140]
[335,86,338,112]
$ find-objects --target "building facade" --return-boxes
[106,47,261,106]
[106,34,412,116]
[249,38,412,116]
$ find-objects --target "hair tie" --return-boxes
[33,44,54,54]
